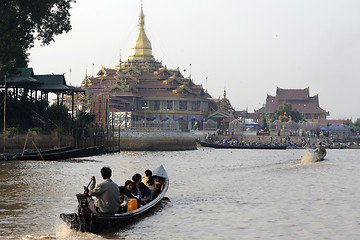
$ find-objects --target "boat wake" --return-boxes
[20,223,104,240]
[298,149,317,164]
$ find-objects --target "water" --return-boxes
[300,149,317,163]
[0,149,359,239]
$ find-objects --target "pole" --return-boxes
[22,130,30,155]
[3,74,6,153]
[142,102,148,130]
[118,122,120,152]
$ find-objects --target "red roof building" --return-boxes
[265,87,329,123]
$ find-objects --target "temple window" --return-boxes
[149,100,160,110]
[179,101,187,110]
[162,100,173,110]
[191,101,200,111]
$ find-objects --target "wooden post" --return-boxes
[22,130,30,155]
[32,141,45,161]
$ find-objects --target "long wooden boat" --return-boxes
[199,141,287,150]
[60,165,169,233]
[20,146,75,155]
[11,145,104,160]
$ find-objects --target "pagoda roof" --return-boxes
[276,87,309,101]
[266,95,327,114]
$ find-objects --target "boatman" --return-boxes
[88,167,120,214]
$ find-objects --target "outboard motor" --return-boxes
[74,185,93,232]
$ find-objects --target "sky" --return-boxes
[29,0,360,120]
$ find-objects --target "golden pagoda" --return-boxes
[128,3,154,62]
[75,3,216,130]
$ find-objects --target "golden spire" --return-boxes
[139,0,145,30]
[128,1,155,62]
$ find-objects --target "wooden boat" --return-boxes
[60,165,169,233]
[199,141,287,150]
[314,148,327,161]
[12,145,104,160]
[20,146,75,155]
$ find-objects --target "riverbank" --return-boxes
[0,131,197,153]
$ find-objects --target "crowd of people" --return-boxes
[87,167,160,215]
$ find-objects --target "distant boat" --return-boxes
[199,141,287,150]
[60,165,169,233]
[11,145,104,160]
[314,148,327,161]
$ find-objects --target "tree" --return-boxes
[344,118,352,126]
[0,0,74,78]
[354,118,360,128]
[271,102,304,123]
[46,105,71,129]
[261,113,269,131]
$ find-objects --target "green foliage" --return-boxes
[0,92,74,131]
[354,118,360,128]
[261,114,269,131]
[30,127,42,132]
[73,110,95,130]
[3,92,42,129]
[344,118,352,126]
[271,102,304,123]
[0,0,74,78]
[45,104,71,129]
[6,127,17,137]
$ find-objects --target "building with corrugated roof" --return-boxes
[78,4,216,130]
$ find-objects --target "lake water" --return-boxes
[0,148,359,239]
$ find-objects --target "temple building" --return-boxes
[264,87,329,123]
[76,4,216,130]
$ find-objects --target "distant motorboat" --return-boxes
[314,148,327,162]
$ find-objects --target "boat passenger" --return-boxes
[142,170,155,191]
[118,186,128,213]
[142,170,155,199]
[317,143,326,154]
[124,180,135,199]
[131,173,151,206]
[88,167,120,214]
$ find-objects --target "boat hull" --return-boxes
[13,145,104,160]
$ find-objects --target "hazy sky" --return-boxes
[29,0,360,120]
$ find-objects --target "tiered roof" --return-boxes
[83,65,211,101]
[7,68,83,93]
[81,4,211,103]
[266,87,327,114]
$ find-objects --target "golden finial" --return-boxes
[139,0,145,29]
